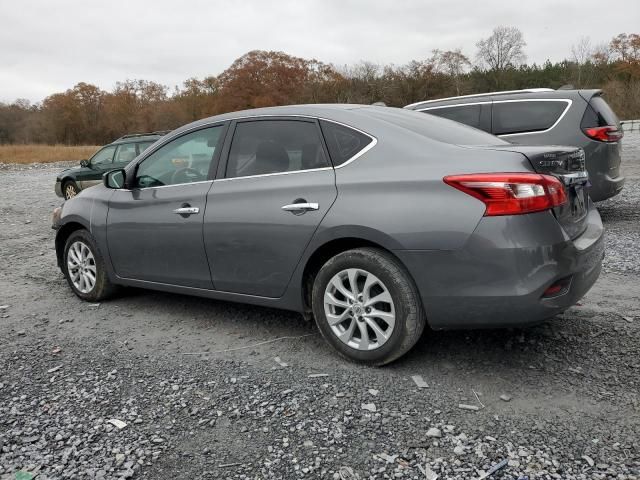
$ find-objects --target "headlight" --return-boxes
[52,206,62,228]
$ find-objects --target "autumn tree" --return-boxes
[216,50,337,112]
[609,33,640,79]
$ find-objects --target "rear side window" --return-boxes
[319,120,373,166]
[493,101,568,135]
[425,105,482,130]
[225,120,329,179]
[580,95,620,128]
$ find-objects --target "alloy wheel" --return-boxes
[323,268,396,351]
[65,184,77,199]
[67,241,97,293]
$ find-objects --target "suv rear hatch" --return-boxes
[479,145,590,239]
[579,91,623,180]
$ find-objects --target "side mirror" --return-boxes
[103,169,126,189]
[80,159,89,168]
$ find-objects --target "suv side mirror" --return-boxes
[103,169,126,189]
[80,159,89,168]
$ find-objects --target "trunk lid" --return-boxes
[479,145,589,239]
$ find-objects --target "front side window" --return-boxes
[134,126,223,188]
[137,141,156,155]
[114,143,137,164]
[493,101,568,135]
[319,120,373,166]
[225,120,329,178]
[425,104,483,130]
[90,146,117,166]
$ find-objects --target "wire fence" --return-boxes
[621,120,640,132]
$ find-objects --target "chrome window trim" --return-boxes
[115,180,214,192]
[214,167,333,183]
[418,99,572,137]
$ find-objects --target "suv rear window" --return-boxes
[492,100,568,135]
[319,120,373,166]
[425,104,482,130]
[580,95,620,128]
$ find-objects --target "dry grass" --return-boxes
[0,144,101,164]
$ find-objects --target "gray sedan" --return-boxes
[52,105,604,365]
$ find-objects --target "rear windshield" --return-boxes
[365,107,507,146]
[424,104,483,130]
[580,95,620,128]
[492,101,568,135]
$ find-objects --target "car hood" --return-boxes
[57,166,91,180]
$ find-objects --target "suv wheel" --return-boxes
[63,230,116,301]
[63,180,79,200]
[312,248,425,366]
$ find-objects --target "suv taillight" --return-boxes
[443,173,567,216]
[583,125,623,142]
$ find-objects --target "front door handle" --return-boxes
[173,207,200,215]
[281,202,319,213]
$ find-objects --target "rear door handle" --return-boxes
[281,202,319,213]
[173,207,200,215]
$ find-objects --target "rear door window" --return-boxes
[319,120,373,166]
[425,104,483,130]
[492,100,568,135]
[114,143,137,164]
[225,120,329,178]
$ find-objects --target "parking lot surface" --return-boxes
[1,133,639,479]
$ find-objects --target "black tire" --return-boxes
[63,229,116,302]
[311,247,426,366]
[63,180,80,200]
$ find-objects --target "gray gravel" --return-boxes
[1,134,639,479]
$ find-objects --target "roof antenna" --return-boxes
[371,101,387,107]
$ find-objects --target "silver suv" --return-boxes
[405,88,624,201]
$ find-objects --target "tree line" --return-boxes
[1,28,638,145]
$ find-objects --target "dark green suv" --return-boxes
[55,132,168,199]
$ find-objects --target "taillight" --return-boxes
[583,126,623,142]
[443,173,567,216]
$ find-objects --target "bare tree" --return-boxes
[571,36,593,86]
[432,49,471,95]
[476,26,526,87]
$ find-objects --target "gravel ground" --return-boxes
[0,134,639,480]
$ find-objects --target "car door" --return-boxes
[80,145,117,189]
[106,124,226,288]
[204,117,337,297]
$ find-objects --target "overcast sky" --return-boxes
[1,0,639,103]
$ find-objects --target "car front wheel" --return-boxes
[63,180,79,200]
[63,229,115,301]
[312,247,426,366]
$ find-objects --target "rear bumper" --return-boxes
[395,206,604,330]
[590,171,625,202]
[54,180,63,198]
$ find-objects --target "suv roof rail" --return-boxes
[404,88,555,108]
[116,130,170,141]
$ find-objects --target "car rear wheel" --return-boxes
[63,180,79,200]
[63,230,116,301]
[312,248,426,366]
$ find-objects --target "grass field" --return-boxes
[0,144,100,164]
